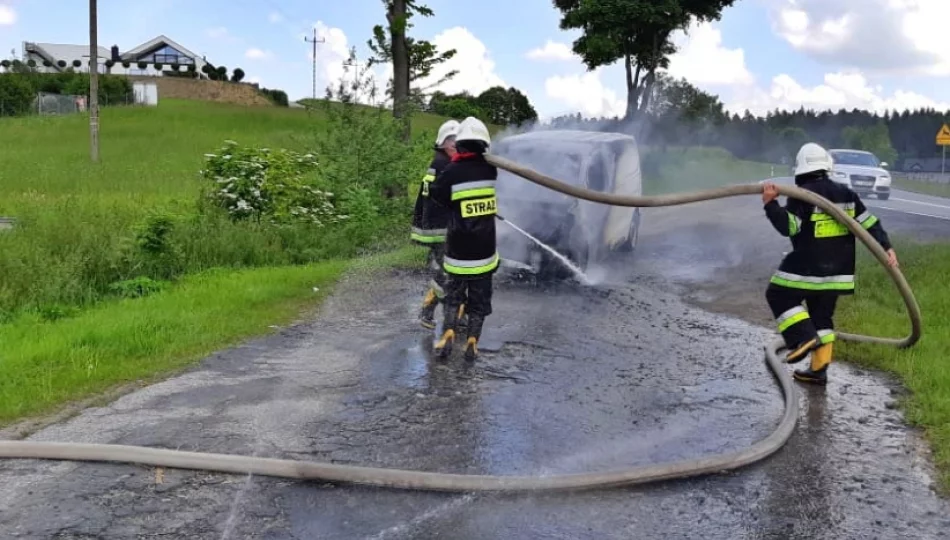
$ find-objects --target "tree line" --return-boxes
[534,72,950,171]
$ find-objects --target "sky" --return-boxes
[2,0,950,120]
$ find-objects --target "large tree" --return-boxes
[368,0,457,127]
[553,0,736,120]
[474,86,539,126]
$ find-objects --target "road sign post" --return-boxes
[935,124,950,173]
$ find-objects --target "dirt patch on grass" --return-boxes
[130,77,273,106]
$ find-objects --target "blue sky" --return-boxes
[2,0,949,118]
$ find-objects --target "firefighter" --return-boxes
[762,142,898,384]
[413,119,458,329]
[428,116,497,361]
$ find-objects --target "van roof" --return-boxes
[495,129,637,146]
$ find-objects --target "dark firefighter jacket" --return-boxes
[764,175,892,295]
[410,150,452,245]
[428,152,499,278]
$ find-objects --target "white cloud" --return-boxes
[541,19,949,119]
[526,40,576,62]
[245,48,272,60]
[0,4,15,25]
[544,71,626,119]
[268,12,282,23]
[728,71,950,116]
[667,22,753,86]
[414,26,506,96]
[299,21,387,104]
[768,0,950,75]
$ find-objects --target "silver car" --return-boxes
[490,129,642,278]
[828,149,892,200]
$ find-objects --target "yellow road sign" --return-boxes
[936,124,950,145]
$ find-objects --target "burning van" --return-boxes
[489,129,643,278]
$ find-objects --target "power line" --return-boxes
[304,27,325,100]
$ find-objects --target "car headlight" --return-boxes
[878,175,891,184]
[833,171,847,178]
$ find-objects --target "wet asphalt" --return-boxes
[1,191,950,539]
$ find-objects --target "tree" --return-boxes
[474,86,539,126]
[368,0,457,133]
[231,68,245,83]
[842,123,898,165]
[553,0,736,120]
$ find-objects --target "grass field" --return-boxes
[892,177,950,198]
[640,146,777,195]
[0,246,425,425]
[838,241,950,492]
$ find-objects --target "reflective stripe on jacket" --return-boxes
[411,151,451,245]
[428,153,499,278]
[764,176,891,294]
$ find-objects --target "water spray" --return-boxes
[495,214,591,285]
[0,154,921,493]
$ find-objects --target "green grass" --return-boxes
[0,99,453,203]
[892,177,950,198]
[0,245,426,425]
[640,146,777,195]
[837,241,950,492]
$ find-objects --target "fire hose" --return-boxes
[0,155,922,493]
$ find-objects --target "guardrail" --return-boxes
[892,172,950,185]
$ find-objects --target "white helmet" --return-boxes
[794,142,833,176]
[456,116,491,146]
[435,119,460,146]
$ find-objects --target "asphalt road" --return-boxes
[1,188,949,539]
[766,177,950,222]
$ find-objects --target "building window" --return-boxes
[141,45,194,65]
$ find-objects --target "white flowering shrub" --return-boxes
[200,140,348,226]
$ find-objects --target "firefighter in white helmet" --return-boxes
[427,116,498,361]
[761,142,898,384]
[413,119,459,329]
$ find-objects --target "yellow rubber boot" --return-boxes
[419,288,438,329]
[433,329,455,359]
[785,337,819,364]
[463,337,479,362]
[794,343,832,385]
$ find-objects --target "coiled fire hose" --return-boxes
[0,154,921,493]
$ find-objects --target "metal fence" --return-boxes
[0,92,144,117]
[893,172,950,185]
[37,92,83,115]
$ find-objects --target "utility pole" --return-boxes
[89,0,99,162]
[304,27,324,101]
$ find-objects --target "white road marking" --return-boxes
[888,197,950,210]
[870,206,950,221]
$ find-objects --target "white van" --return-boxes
[490,129,643,277]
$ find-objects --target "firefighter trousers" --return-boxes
[425,244,448,300]
[766,283,838,349]
[443,275,493,319]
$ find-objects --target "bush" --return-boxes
[0,74,36,117]
[260,87,289,107]
[137,61,147,70]
[200,141,347,226]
